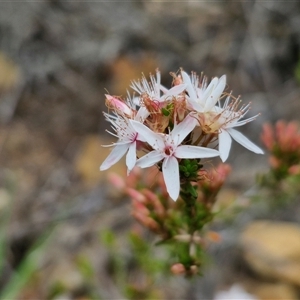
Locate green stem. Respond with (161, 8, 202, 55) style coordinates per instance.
(180, 181, 197, 233)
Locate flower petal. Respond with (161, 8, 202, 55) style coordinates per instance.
(202, 77, 218, 106)
(170, 114, 198, 146)
(162, 156, 180, 201)
(135, 106, 150, 123)
(126, 141, 137, 171)
(187, 100, 204, 112)
(204, 75, 226, 111)
(160, 84, 169, 94)
(163, 84, 187, 99)
(181, 71, 197, 100)
(100, 143, 129, 171)
(228, 128, 264, 154)
(219, 130, 232, 162)
(105, 94, 132, 116)
(136, 151, 164, 168)
(175, 145, 219, 159)
(130, 120, 165, 150)
(226, 114, 259, 128)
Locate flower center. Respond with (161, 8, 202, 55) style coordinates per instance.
(198, 112, 221, 134)
(164, 146, 173, 156)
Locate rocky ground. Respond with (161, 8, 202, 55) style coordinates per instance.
(1, 1, 300, 299)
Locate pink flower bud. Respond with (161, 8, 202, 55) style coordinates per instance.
(127, 187, 147, 203)
(127, 167, 141, 188)
(157, 175, 169, 200)
(132, 211, 160, 232)
(170, 263, 186, 275)
(261, 123, 274, 150)
(199, 163, 231, 192)
(288, 164, 300, 175)
(142, 189, 165, 218)
(132, 204, 149, 218)
(105, 94, 132, 116)
(269, 156, 281, 169)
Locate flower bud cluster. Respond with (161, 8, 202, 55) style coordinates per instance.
(197, 163, 232, 209)
(108, 162, 230, 275)
(101, 69, 263, 201)
(261, 121, 300, 178)
(109, 167, 175, 239)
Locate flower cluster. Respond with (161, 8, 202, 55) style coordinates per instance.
(261, 120, 300, 178)
(101, 69, 263, 201)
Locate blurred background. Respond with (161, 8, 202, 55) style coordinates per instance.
(1, 1, 300, 299)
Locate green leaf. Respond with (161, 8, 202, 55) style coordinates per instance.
(0, 230, 53, 300)
(179, 165, 188, 173)
(161, 108, 170, 116)
(187, 184, 198, 199)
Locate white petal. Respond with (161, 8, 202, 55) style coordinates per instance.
(163, 84, 187, 99)
(187, 99, 204, 112)
(130, 120, 165, 150)
(135, 106, 149, 123)
(181, 71, 197, 100)
(228, 128, 264, 154)
(156, 69, 161, 86)
(132, 96, 140, 106)
(202, 77, 218, 106)
(100, 143, 129, 171)
(170, 114, 198, 146)
(126, 141, 137, 171)
(160, 84, 169, 94)
(162, 156, 180, 201)
(204, 75, 226, 111)
(219, 130, 232, 162)
(136, 151, 164, 168)
(175, 145, 219, 159)
(226, 114, 259, 128)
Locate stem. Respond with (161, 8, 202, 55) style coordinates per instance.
(202, 133, 217, 147)
(180, 181, 197, 234)
(194, 131, 205, 145)
(194, 132, 217, 148)
(177, 159, 208, 274)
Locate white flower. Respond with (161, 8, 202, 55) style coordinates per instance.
(216, 95, 264, 162)
(131, 69, 187, 103)
(130, 114, 220, 201)
(100, 107, 147, 172)
(181, 70, 226, 113)
(181, 70, 263, 162)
